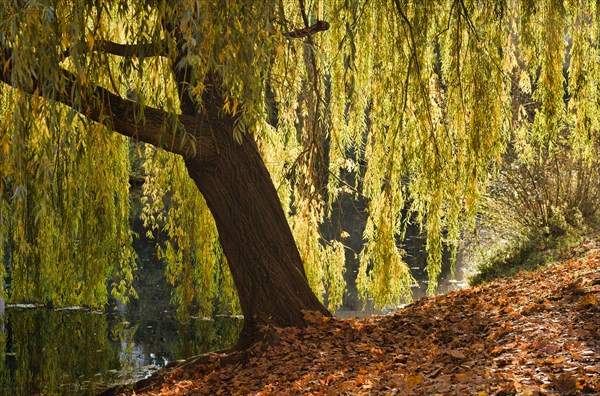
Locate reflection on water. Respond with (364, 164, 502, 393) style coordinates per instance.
(0, 307, 242, 395)
(0, 213, 468, 395)
(0, 268, 465, 395)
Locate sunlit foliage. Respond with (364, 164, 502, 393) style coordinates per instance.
(141, 147, 239, 318)
(1, 0, 599, 313)
(0, 90, 136, 307)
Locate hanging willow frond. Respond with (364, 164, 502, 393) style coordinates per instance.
(0, 0, 597, 312)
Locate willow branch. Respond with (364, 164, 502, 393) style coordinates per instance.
(0, 46, 219, 162)
(298, 0, 311, 27)
(93, 39, 168, 57)
(283, 20, 330, 39)
(62, 39, 168, 59)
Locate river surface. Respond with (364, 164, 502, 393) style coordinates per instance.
(0, 217, 466, 395)
(0, 305, 242, 395)
(0, 275, 465, 395)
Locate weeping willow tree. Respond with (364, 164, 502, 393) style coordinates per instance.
(1, 0, 599, 346)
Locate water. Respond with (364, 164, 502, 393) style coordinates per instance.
(0, 277, 468, 396)
(0, 306, 242, 395)
(0, 267, 466, 396)
(0, 203, 468, 395)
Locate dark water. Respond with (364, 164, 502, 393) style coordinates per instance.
(0, 306, 242, 395)
(0, 274, 467, 396)
(0, 206, 467, 395)
(0, 271, 466, 396)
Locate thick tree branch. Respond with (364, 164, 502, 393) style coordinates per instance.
(62, 39, 168, 59)
(0, 46, 220, 162)
(92, 39, 168, 57)
(64, 21, 330, 60)
(283, 20, 330, 39)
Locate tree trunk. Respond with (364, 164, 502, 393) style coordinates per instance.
(182, 116, 331, 348)
(0, 46, 331, 349)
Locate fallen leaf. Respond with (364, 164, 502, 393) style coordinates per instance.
(545, 356, 566, 365)
(446, 349, 467, 359)
(577, 293, 597, 309)
(553, 373, 578, 395)
(406, 373, 424, 388)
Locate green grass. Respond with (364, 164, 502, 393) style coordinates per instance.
(467, 233, 593, 286)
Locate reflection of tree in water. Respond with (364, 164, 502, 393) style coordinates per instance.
(176, 317, 243, 359)
(2, 308, 119, 395)
(111, 319, 140, 377)
(0, 307, 242, 395)
(0, 308, 6, 389)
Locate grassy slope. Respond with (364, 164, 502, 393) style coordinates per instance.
(469, 234, 600, 287)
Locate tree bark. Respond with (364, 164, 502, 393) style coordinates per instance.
(181, 111, 331, 347)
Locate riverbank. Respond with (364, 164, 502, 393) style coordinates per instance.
(111, 237, 599, 395)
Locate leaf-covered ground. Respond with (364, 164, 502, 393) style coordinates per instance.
(121, 239, 599, 395)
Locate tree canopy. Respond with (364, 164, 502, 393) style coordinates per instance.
(0, 0, 598, 319)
